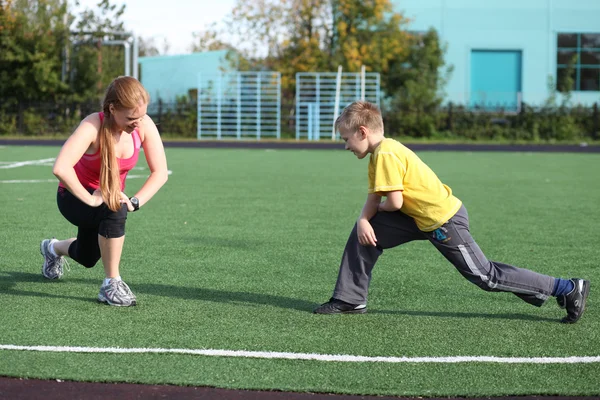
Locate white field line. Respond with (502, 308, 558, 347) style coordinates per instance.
(1, 344, 599, 364)
(0, 173, 170, 183)
(0, 179, 58, 184)
(0, 157, 171, 183)
(0, 158, 56, 169)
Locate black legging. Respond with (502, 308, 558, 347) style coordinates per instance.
(56, 186, 128, 268)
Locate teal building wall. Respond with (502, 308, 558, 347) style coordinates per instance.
(138, 50, 234, 103)
(393, 0, 600, 106)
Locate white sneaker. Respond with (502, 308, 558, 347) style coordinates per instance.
(40, 239, 67, 279)
(98, 279, 137, 307)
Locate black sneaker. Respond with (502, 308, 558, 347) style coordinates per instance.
(561, 278, 590, 324)
(313, 298, 367, 314)
(556, 295, 566, 309)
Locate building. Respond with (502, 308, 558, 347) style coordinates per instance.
(394, 0, 600, 108)
(138, 50, 235, 103)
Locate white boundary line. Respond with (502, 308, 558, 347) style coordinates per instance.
(1, 345, 599, 364)
(0, 158, 56, 169)
(0, 162, 172, 183)
(0, 179, 58, 184)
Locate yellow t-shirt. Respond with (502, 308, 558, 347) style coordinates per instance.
(368, 138, 462, 232)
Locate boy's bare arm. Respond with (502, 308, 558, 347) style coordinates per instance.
(378, 190, 403, 212)
(359, 193, 382, 221)
(356, 193, 382, 246)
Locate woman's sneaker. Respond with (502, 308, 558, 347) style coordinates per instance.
(40, 239, 66, 280)
(98, 279, 137, 307)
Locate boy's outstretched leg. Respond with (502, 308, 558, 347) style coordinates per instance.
(427, 205, 590, 323)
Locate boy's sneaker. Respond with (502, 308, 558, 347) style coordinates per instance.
(556, 295, 566, 309)
(561, 278, 590, 324)
(98, 279, 137, 307)
(313, 297, 367, 314)
(40, 239, 66, 280)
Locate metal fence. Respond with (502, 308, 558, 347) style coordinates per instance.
(1, 95, 597, 142)
(295, 71, 381, 140)
(197, 72, 281, 139)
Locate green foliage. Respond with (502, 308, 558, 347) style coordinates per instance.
(151, 94, 198, 138)
(190, 22, 234, 53)
(0, 0, 70, 105)
(69, 0, 128, 101)
(0, 0, 132, 107)
(0, 101, 97, 136)
(556, 53, 577, 95)
(383, 29, 451, 138)
(0, 111, 17, 134)
(410, 101, 595, 143)
(0, 0, 145, 135)
(332, 0, 410, 84)
(227, 0, 411, 104)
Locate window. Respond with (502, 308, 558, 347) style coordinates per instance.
(557, 33, 600, 91)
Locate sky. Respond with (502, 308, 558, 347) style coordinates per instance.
(72, 0, 237, 55)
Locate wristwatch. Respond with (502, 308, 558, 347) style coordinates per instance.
(129, 196, 140, 212)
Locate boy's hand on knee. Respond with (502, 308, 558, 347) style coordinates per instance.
(357, 219, 377, 246)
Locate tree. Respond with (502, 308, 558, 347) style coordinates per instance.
(225, 0, 411, 102)
(0, 0, 70, 105)
(138, 36, 161, 57)
(69, 0, 129, 100)
(189, 22, 233, 52)
(556, 54, 577, 99)
(228, 0, 289, 60)
(384, 29, 453, 137)
(0, 0, 143, 134)
(332, 0, 411, 91)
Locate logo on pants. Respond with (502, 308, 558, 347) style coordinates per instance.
(432, 227, 451, 243)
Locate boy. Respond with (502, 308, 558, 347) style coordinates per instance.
(314, 101, 590, 323)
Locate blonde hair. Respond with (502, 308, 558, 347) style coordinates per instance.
(335, 101, 384, 135)
(100, 76, 150, 212)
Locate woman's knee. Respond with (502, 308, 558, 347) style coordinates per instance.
(69, 241, 100, 268)
(99, 205, 128, 238)
(98, 218, 126, 238)
(79, 256, 101, 268)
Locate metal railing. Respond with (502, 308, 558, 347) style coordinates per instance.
(197, 72, 281, 140)
(295, 71, 381, 140)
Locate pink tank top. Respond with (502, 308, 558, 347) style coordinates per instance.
(59, 112, 141, 191)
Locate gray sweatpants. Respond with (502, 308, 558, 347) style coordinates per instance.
(332, 205, 555, 307)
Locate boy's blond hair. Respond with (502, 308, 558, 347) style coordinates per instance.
(335, 101, 384, 135)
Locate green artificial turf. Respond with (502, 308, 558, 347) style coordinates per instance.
(0, 145, 598, 396)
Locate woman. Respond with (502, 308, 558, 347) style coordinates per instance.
(41, 76, 168, 307)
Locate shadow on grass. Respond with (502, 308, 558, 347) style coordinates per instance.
(370, 309, 558, 322)
(2, 271, 559, 322)
(0, 271, 315, 311)
(130, 282, 561, 322)
(0, 271, 98, 304)
(134, 282, 316, 312)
